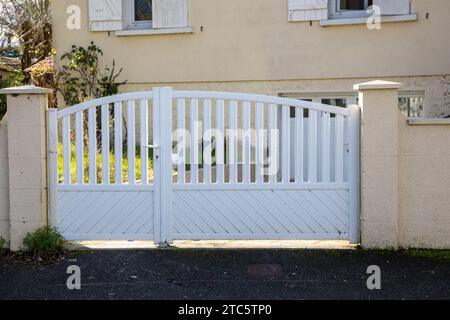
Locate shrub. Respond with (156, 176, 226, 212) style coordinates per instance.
(57, 42, 126, 107)
(23, 226, 65, 257)
(0, 236, 6, 255)
(0, 71, 25, 121)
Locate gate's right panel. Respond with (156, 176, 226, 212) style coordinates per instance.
(170, 92, 354, 241)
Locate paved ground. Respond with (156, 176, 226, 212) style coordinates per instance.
(1, 248, 449, 300)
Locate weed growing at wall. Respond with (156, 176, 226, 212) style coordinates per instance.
(23, 226, 65, 258)
(0, 236, 6, 255)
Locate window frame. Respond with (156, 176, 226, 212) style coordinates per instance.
(330, 0, 373, 19)
(125, 0, 153, 30)
(398, 91, 425, 118)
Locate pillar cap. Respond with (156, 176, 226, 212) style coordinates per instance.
(353, 80, 402, 91)
(0, 85, 53, 95)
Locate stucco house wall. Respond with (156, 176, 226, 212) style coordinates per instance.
(51, 0, 450, 117)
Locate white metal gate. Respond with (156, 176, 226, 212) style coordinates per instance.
(48, 88, 360, 244)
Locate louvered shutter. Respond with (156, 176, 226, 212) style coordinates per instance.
(373, 0, 411, 15)
(152, 0, 189, 29)
(88, 0, 123, 32)
(288, 0, 328, 22)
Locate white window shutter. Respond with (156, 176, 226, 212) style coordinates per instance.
(152, 0, 189, 29)
(88, 0, 123, 32)
(373, 0, 411, 15)
(288, 0, 328, 22)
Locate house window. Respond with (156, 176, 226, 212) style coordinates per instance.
(338, 0, 373, 11)
(134, 0, 152, 22)
(332, 0, 374, 18)
(285, 95, 354, 118)
(399, 94, 424, 118)
(127, 0, 153, 29)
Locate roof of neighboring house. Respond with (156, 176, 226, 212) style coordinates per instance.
(24, 56, 55, 74)
(0, 56, 20, 73)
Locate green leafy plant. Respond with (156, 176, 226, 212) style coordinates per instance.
(23, 226, 65, 258)
(56, 43, 127, 153)
(56, 42, 126, 106)
(0, 236, 7, 255)
(0, 71, 25, 120)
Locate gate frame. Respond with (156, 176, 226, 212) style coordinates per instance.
(47, 87, 361, 245)
(348, 104, 361, 244)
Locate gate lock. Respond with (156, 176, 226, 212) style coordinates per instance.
(144, 144, 160, 160)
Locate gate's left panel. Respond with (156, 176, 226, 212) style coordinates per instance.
(49, 93, 156, 241)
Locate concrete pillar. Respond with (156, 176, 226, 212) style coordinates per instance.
(354, 80, 402, 249)
(0, 86, 52, 251)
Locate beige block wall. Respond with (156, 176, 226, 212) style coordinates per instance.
(358, 81, 450, 249)
(0, 116, 9, 243)
(359, 85, 400, 248)
(398, 121, 450, 248)
(6, 93, 48, 250)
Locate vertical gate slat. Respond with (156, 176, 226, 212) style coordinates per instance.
(255, 103, 264, 184)
(308, 110, 318, 182)
(101, 104, 110, 185)
(75, 112, 84, 184)
(349, 105, 361, 244)
(229, 100, 238, 184)
(203, 99, 212, 184)
(282, 105, 290, 183)
(295, 107, 304, 183)
(335, 114, 344, 183)
(140, 99, 148, 185)
(88, 107, 97, 184)
(242, 101, 251, 184)
(114, 102, 123, 184)
(322, 112, 331, 183)
(48, 109, 58, 226)
(216, 100, 225, 184)
(127, 101, 136, 184)
(268, 104, 278, 183)
(190, 98, 199, 184)
(177, 99, 186, 184)
(62, 116, 71, 185)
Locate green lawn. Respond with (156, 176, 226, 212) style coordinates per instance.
(58, 143, 153, 184)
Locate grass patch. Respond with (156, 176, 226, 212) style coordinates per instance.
(58, 143, 153, 184)
(401, 249, 450, 262)
(323, 248, 450, 262)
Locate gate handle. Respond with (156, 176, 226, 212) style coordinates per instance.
(144, 144, 160, 149)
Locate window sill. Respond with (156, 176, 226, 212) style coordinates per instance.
(320, 14, 417, 27)
(407, 118, 450, 126)
(115, 27, 193, 37)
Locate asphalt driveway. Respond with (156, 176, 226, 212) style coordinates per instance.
(1, 249, 449, 300)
